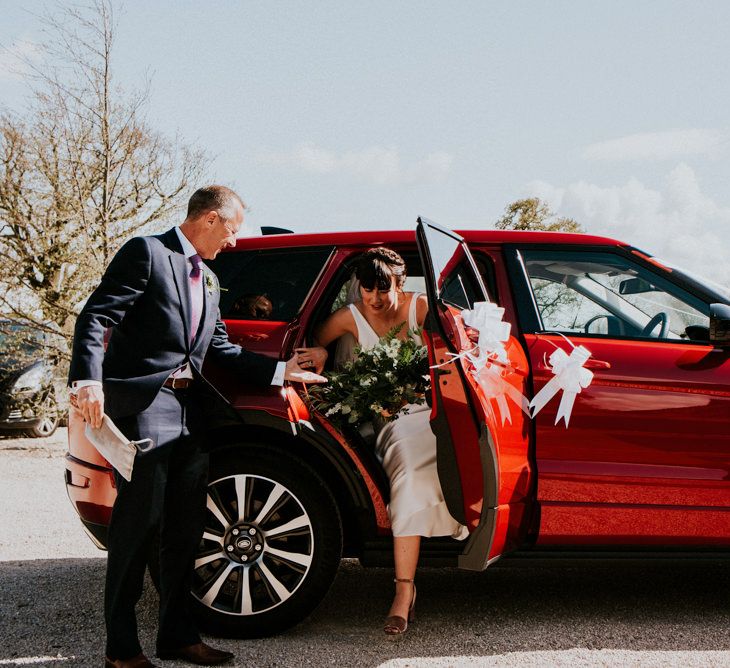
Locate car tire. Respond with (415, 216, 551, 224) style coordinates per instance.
(187, 444, 342, 638)
(25, 389, 60, 438)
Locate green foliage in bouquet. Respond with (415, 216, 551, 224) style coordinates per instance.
(308, 325, 430, 431)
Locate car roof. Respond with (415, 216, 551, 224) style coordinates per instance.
(229, 228, 625, 252)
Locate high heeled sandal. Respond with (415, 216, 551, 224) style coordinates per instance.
(383, 577, 417, 635)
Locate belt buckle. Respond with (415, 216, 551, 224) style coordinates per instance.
(168, 377, 186, 389)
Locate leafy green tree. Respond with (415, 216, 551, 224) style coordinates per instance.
(496, 197, 584, 233)
(496, 198, 584, 321)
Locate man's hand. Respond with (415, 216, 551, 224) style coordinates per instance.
(284, 355, 327, 384)
(75, 385, 105, 429)
(294, 346, 328, 374)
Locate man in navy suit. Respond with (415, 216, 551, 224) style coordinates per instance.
(70, 186, 322, 667)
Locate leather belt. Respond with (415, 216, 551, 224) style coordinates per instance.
(163, 377, 193, 389)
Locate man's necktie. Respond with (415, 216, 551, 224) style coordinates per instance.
(189, 254, 203, 342)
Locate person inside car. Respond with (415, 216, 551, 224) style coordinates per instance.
(297, 247, 467, 635)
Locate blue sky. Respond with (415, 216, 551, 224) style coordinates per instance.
(2, 1, 730, 282)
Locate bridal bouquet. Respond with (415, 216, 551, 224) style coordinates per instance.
(307, 325, 430, 430)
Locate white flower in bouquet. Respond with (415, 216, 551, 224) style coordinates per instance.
(307, 324, 430, 431)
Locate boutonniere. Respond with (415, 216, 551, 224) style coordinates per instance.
(204, 271, 217, 296)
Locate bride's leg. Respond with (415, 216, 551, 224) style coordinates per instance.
(388, 535, 420, 619)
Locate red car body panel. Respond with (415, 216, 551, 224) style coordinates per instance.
(525, 333, 730, 547)
(65, 226, 730, 558)
(425, 319, 487, 531)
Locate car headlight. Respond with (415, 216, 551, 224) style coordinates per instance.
(12, 365, 48, 393)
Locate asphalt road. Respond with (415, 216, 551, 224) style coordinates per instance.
(1, 431, 729, 667)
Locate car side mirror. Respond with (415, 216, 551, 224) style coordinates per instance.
(619, 277, 658, 295)
(709, 303, 730, 346)
(684, 325, 710, 342)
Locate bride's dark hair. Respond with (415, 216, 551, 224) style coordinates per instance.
(356, 247, 407, 291)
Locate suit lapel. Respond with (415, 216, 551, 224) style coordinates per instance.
(161, 228, 192, 349)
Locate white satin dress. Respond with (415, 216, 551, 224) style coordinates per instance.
(348, 294, 468, 540)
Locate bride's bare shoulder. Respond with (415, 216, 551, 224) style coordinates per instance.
(315, 305, 357, 345)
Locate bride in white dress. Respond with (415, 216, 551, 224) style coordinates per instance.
(296, 247, 467, 635)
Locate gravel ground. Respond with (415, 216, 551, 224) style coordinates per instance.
(1, 431, 729, 667)
(0, 429, 98, 562)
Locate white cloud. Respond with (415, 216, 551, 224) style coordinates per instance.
(582, 129, 729, 162)
(258, 142, 453, 185)
(0, 38, 42, 81)
(526, 163, 730, 287)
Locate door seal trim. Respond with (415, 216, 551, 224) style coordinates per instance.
(458, 424, 499, 571)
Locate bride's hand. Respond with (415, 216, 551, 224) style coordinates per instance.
(294, 346, 328, 374)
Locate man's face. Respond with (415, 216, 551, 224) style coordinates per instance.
(198, 204, 244, 260)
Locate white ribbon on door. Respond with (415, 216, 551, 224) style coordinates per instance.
(528, 344, 593, 427)
(432, 303, 593, 428)
(473, 362, 531, 425)
(432, 301, 529, 425)
(461, 301, 512, 366)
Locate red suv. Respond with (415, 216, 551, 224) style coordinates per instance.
(65, 219, 730, 637)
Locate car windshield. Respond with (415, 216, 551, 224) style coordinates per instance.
(653, 257, 730, 304)
(522, 250, 710, 340)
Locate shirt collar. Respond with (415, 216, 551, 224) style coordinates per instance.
(174, 226, 198, 259)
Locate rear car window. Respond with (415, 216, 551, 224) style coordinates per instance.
(207, 247, 333, 321)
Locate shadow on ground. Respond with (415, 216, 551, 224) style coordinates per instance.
(1, 558, 728, 666)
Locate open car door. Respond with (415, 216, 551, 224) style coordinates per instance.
(417, 217, 532, 570)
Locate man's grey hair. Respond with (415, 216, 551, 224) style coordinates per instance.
(186, 185, 246, 222)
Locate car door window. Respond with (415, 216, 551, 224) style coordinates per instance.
(206, 247, 333, 321)
(421, 224, 486, 310)
(520, 250, 709, 341)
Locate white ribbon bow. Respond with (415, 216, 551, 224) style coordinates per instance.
(461, 302, 511, 366)
(529, 345, 593, 427)
(432, 302, 529, 425)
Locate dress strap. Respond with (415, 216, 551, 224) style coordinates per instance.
(348, 303, 379, 349)
(408, 292, 422, 330)
(407, 293, 424, 345)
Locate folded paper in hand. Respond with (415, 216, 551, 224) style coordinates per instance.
(84, 415, 155, 482)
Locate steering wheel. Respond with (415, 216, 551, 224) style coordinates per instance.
(641, 312, 669, 338)
(583, 314, 608, 333)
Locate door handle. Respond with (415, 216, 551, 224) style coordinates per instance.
(585, 359, 611, 369)
(535, 358, 611, 372)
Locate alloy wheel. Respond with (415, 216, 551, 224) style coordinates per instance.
(28, 392, 59, 438)
(192, 473, 315, 617)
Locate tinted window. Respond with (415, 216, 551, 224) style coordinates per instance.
(440, 260, 483, 310)
(207, 247, 333, 321)
(419, 222, 486, 310)
(521, 250, 709, 341)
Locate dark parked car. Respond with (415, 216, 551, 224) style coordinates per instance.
(0, 322, 61, 438)
(65, 219, 730, 638)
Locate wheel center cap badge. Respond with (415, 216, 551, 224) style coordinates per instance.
(236, 537, 252, 550)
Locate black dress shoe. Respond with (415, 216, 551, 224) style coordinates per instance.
(157, 642, 234, 665)
(104, 653, 159, 668)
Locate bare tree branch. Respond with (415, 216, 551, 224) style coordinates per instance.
(0, 0, 209, 360)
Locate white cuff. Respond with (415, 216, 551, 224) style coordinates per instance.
(70, 380, 102, 394)
(270, 361, 286, 386)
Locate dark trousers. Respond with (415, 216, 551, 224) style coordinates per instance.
(104, 387, 208, 660)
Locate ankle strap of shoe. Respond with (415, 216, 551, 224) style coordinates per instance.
(393, 577, 414, 583)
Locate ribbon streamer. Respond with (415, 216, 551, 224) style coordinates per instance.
(528, 344, 593, 427)
(474, 363, 530, 425)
